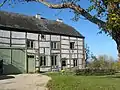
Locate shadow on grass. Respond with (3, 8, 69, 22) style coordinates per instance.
(0, 75, 15, 80)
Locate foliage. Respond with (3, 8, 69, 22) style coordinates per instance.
(0, 1, 120, 37)
(88, 55, 114, 69)
(47, 73, 120, 90)
(1, 0, 119, 34)
(60, 0, 120, 34)
(87, 0, 120, 33)
(84, 44, 90, 63)
(75, 68, 116, 76)
(0, 0, 120, 59)
(87, 54, 120, 72)
(60, 69, 65, 75)
(112, 61, 120, 71)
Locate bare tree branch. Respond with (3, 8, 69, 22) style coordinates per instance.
(34, 0, 106, 30)
(0, 0, 8, 7)
(0, 0, 107, 30)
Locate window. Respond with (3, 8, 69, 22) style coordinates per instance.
(51, 42, 56, 49)
(27, 39, 33, 48)
(62, 60, 66, 66)
(73, 59, 78, 67)
(51, 42, 60, 49)
(61, 58, 67, 66)
(70, 42, 75, 49)
(40, 56, 46, 66)
(51, 55, 57, 66)
(41, 34, 45, 39)
(27, 55, 34, 58)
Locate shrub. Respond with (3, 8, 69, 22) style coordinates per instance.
(75, 69, 116, 76)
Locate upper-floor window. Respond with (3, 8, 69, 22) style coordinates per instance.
(41, 34, 45, 39)
(27, 39, 33, 48)
(40, 56, 46, 66)
(70, 42, 75, 49)
(51, 42, 60, 49)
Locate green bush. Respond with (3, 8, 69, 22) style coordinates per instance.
(75, 69, 116, 76)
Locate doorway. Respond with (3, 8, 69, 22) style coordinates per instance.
(27, 55, 35, 73)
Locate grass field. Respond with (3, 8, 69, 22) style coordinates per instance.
(47, 73, 120, 90)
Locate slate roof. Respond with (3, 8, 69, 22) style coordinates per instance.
(0, 11, 84, 38)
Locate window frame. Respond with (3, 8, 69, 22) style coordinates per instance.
(41, 34, 45, 40)
(70, 42, 75, 49)
(40, 56, 46, 66)
(51, 42, 60, 49)
(62, 60, 66, 66)
(73, 59, 78, 67)
(51, 55, 57, 66)
(27, 55, 34, 58)
(27, 39, 34, 48)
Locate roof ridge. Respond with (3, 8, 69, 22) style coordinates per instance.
(0, 10, 84, 38)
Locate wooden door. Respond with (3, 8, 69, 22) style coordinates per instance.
(28, 55, 35, 73)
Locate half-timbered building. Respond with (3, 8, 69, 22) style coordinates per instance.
(0, 11, 85, 74)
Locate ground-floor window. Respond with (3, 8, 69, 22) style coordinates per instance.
(40, 56, 46, 66)
(62, 60, 66, 66)
(27, 55, 34, 58)
(51, 55, 57, 66)
(73, 59, 78, 67)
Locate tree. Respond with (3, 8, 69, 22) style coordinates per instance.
(0, 0, 120, 60)
(88, 54, 115, 69)
(84, 44, 95, 67)
(84, 44, 90, 67)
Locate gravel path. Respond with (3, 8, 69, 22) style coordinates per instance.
(0, 74, 51, 90)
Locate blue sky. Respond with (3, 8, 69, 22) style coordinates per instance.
(0, 0, 117, 60)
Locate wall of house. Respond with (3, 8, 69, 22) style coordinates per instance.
(0, 29, 84, 74)
(26, 33, 84, 71)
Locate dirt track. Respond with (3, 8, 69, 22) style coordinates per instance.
(0, 74, 51, 90)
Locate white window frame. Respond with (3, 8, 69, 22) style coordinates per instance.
(51, 42, 60, 49)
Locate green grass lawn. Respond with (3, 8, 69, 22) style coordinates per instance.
(47, 73, 120, 90)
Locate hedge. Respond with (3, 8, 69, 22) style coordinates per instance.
(75, 69, 116, 76)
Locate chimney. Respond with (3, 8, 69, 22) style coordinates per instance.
(35, 14, 41, 19)
(56, 18, 63, 23)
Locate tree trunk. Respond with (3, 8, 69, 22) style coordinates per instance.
(117, 45, 120, 62)
(115, 37, 120, 62)
(112, 31, 120, 62)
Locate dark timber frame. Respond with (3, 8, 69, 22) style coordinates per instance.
(0, 11, 85, 73)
